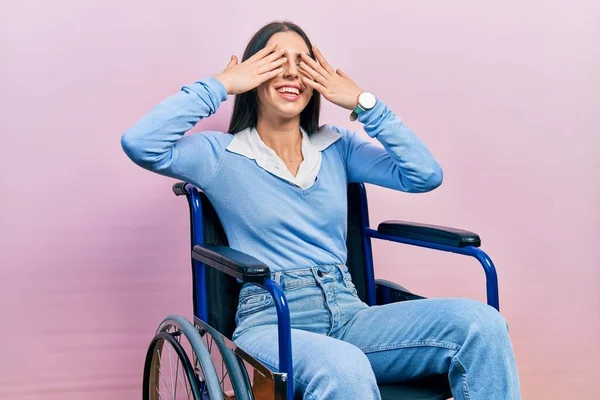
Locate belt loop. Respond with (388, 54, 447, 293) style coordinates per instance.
(273, 271, 282, 285)
(335, 264, 352, 288)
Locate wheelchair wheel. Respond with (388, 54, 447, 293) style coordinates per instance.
(194, 318, 254, 400)
(144, 315, 224, 399)
(143, 331, 203, 399)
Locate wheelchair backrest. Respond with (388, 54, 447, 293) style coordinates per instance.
(189, 182, 372, 339)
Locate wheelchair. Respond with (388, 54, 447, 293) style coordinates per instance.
(142, 182, 500, 400)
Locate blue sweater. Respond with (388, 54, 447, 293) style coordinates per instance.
(121, 77, 443, 271)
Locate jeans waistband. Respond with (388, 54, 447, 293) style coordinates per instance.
(270, 264, 347, 287)
(239, 264, 349, 295)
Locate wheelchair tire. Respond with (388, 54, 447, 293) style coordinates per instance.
(155, 315, 224, 400)
(143, 331, 202, 400)
(195, 319, 254, 400)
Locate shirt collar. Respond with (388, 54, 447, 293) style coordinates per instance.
(226, 125, 341, 189)
(226, 125, 341, 159)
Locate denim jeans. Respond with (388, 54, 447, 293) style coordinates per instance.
(232, 264, 521, 399)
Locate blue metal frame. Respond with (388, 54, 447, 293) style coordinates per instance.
(355, 183, 500, 311)
(184, 184, 294, 399)
(185, 184, 209, 322)
(262, 279, 294, 399)
(356, 183, 378, 306)
(365, 229, 500, 310)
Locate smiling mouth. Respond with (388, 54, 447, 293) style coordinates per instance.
(276, 86, 302, 101)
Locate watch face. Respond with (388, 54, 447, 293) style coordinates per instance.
(359, 92, 377, 109)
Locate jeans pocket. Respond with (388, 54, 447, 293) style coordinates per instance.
(237, 293, 272, 317)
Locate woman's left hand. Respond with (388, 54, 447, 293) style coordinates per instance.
(299, 46, 364, 110)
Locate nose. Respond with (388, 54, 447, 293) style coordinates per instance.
(282, 51, 299, 78)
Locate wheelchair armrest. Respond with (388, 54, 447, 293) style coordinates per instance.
(377, 220, 481, 248)
(191, 244, 271, 283)
(375, 279, 425, 304)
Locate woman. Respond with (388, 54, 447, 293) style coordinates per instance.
(122, 21, 520, 400)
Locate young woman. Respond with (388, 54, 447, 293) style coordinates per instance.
(122, 21, 520, 400)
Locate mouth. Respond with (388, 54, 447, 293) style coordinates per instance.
(275, 84, 304, 102)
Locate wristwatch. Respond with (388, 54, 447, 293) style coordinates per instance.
(350, 91, 377, 121)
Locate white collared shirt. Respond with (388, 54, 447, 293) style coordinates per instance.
(226, 126, 342, 190)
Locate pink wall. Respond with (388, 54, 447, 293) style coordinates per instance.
(1, 0, 598, 398)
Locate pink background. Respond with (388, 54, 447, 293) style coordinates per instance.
(1, 0, 598, 398)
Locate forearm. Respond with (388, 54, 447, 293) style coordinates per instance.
(121, 77, 227, 170)
(357, 101, 443, 192)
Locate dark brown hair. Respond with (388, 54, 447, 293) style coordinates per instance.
(228, 21, 321, 134)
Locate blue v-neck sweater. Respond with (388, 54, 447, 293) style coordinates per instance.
(121, 77, 443, 271)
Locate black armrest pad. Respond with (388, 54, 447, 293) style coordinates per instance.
(377, 220, 481, 248)
(192, 244, 271, 283)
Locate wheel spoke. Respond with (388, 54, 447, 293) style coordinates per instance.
(157, 347, 175, 399)
(147, 331, 211, 400)
(166, 344, 176, 398)
(221, 359, 227, 389)
(174, 352, 180, 399)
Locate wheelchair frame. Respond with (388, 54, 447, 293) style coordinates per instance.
(168, 181, 500, 400)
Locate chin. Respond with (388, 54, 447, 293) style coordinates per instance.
(275, 103, 308, 119)
(262, 102, 305, 121)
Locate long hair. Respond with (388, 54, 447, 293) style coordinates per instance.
(228, 21, 321, 134)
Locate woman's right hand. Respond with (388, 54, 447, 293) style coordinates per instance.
(214, 43, 287, 95)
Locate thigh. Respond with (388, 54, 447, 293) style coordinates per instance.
(337, 298, 505, 383)
(234, 325, 379, 399)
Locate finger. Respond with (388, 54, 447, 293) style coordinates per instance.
(336, 68, 356, 85)
(301, 76, 327, 94)
(300, 52, 329, 78)
(258, 48, 286, 65)
(224, 55, 238, 71)
(312, 46, 335, 74)
(259, 67, 285, 82)
(336, 68, 348, 78)
(299, 68, 313, 80)
(299, 60, 327, 84)
(257, 56, 287, 74)
(247, 43, 278, 63)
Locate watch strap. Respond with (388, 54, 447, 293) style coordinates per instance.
(350, 104, 365, 121)
(350, 91, 376, 121)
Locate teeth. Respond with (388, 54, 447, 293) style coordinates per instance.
(277, 87, 300, 95)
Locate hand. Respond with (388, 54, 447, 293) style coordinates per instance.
(214, 43, 287, 95)
(299, 46, 364, 110)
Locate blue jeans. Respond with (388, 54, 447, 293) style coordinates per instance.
(232, 264, 521, 399)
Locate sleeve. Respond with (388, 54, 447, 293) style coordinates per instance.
(121, 76, 230, 190)
(331, 100, 443, 193)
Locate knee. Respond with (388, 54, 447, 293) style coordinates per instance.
(305, 343, 379, 398)
(453, 299, 510, 344)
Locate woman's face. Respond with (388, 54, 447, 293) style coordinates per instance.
(256, 31, 314, 121)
